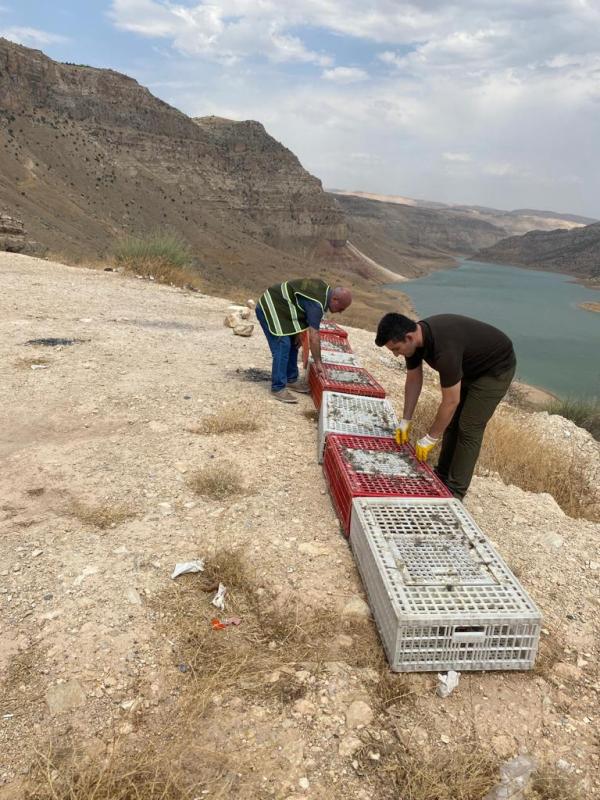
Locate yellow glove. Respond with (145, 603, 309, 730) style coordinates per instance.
(415, 434, 440, 462)
(395, 419, 412, 445)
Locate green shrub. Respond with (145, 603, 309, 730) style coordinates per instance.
(545, 396, 600, 441)
(115, 231, 191, 270)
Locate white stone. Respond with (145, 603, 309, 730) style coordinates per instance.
(126, 588, 142, 605)
(298, 542, 327, 557)
(298, 777, 310, 791)
(539, 532, 564, 550)
(338, 735, 362, 758)
(233, 323, 254, 337)
(345, 700, 374, 729)
(46, 680, 86, 714)
(342, 597, 371, 618)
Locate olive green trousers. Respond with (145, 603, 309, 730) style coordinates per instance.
(434, 366, 515, 500)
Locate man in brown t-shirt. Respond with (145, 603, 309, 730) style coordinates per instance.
(375, 313, 516, 500)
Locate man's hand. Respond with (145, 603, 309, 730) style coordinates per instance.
(395, 419, 412, 445)
(313, 359, 326, 378)
(415, 434, 440, 462)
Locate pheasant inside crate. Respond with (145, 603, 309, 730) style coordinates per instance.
(327, 404, 395, 432)
(321, 338, 349, 352)
(325, 368, 366, 384)
(342, 447, 417, 476)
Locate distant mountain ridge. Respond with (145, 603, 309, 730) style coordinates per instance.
(473, 222, 600, 280)
(331, 190, 596, 236)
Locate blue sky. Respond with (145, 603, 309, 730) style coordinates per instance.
(2, 0, 600, 217)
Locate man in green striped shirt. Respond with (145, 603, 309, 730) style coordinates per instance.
(256, 278, 352, 403)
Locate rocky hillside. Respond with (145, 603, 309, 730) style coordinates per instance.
(473, 222, 600, 280)
(0, 38, 363, 301)
(334, 194, 505, 278)
(334, 190, 595, 237)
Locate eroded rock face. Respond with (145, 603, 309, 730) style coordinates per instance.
(0, 38, 346, 263)
(0, 213, 25, 252)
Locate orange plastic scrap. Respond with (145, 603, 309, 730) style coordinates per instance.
(211, 617, 241, 631)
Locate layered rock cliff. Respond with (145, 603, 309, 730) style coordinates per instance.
(0, 212, 25, 252)
(473, 222, 600, 280)
(0, 38, 345, 286)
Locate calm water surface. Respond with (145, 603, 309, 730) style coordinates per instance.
(389, 259, 600, 398)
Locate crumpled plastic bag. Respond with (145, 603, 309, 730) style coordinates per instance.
(436, 670, 460, 698)
(211, 582, 227, 610)
(171, 560, 205, 579)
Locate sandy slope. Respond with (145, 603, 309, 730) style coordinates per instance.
(0, 253, 599, 798)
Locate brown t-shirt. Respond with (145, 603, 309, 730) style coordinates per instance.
(405, 314, 516, 388)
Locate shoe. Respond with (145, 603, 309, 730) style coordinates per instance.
(287, 380, 310, 394)
(272, 389, 298, 404)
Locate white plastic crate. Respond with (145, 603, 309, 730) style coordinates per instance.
(350, 498, 541, 672)
(317, 392, 399, 463)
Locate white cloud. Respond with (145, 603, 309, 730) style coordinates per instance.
(443, 152, 471, 163)
(322, 66, 367, 83)
(0, 26, 68, 46)
(113, 0, 600, 215)
(110, 0, 331, 65)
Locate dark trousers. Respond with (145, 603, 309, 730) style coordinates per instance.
(255, 305, 299, 392)
(435, 366, 515, 500)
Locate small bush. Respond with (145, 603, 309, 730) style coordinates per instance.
(188, 463, 245, 500)
(68, 499, 136, 529)
(188, 406, 260, 435)
(114, 232, 200, 289)
(545, 396, 600, 441)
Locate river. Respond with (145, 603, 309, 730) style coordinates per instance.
(388, 259, 600, 398)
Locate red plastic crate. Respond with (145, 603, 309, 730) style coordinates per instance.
(322, 434, 452, 535)
(319, 319, 348, 339)
(309, 362, 385, 409)
(319, 332, 353, 352)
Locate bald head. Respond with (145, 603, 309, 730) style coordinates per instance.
(329, 286, 352, 314)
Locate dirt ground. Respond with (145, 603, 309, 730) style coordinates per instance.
(0, 253, 599, 799)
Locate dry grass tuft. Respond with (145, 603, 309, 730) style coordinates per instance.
(526, 767, 584, 799)
(187, 463, 245, 500)
(155, 551, 417, 727)
(188, 406, 261, 435)
(24, 742, 206, 800)
(478, 414, 599, 520)
(67, 499, 137, 529)
(383, 740, 500, 800)
(410, 392, 599, 521)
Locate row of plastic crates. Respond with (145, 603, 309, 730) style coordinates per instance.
(313, 329, 541, 672)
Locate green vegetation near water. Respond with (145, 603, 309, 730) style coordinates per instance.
(546, 396, 600, 441)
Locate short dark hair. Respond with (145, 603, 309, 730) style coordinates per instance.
(375, 313, 417, 347)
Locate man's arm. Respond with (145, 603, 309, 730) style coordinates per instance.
(429, 381, 461, 438)
(308, 327, 325, 375)
(403, 365, 423, 419)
